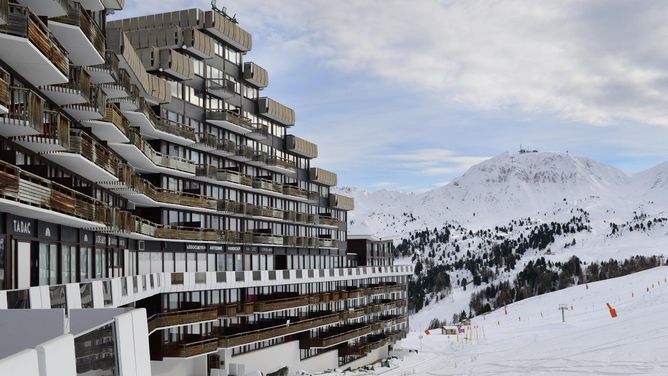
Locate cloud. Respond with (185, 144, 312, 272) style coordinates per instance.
(228, 0, 668, 128)
(384, 148, 490, 176)
(372, 181, 396, 188)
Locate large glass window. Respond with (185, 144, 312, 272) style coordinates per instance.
(80, 247, 92, 281)
(38, 243, 57, 285)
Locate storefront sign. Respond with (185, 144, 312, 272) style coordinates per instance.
(8, 215, 35, 237)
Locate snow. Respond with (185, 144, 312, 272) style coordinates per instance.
(339, 151, 668, 237)
(319, 266, 668, 375)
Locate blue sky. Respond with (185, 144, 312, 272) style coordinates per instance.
(114, 1, 668, 192)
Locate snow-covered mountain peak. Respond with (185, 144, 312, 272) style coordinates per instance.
(344, 151, 667, 236)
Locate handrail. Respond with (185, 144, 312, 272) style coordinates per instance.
(0, 4, 69, 76)
(52, 1, 105, 57)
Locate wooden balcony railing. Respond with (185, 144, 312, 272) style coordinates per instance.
(127, 175, 216, 210)
(303, 323, 372, 349)
(53, 1, 105, 58)
(0, 4, 69, 76)
(319, 216, 340, 227)
(206, 109, 253, 130)
(41, 110, 70, 148)
(127, 129, 196, 174)
(252, 178, 282, 193)
(268, 155, 297, 172)
(318, 238, 339, 248)
(161, 335, 218, 358)
(147, 307, 218, 333)
(283, 185, 309, 199)
(103, 104, 129, 137)
(2, 87, 44, 132)
(69, 129, 120, 177)
(46, 66, 91, 102)
(0, 68, 8, 109)
(206, 77, 236, 96)
(0, 160, 109, 225)
(251, 294, 309, 312)
(216, 312, 340, 349)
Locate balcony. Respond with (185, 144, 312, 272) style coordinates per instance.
(247, 124, 269, 141)
(117, 26, 215, 60)
(41, 66, 91, 106)
(147, 307, 218, 333)
(267, 155, 297, 174)
(0, 69, 7, 114)
(203, 10, 252, 52)
(286, 134, 318, 159)
(110, 129, 196, 176)
(101, 0, 124, 11)
(217, 199, 245, 215)
(139, 47, 194, 81)
(296, 237, 318, 248)
(42, 128, 120, 183)
(0, 86, 44, 137)
(243, 62, 268, 89)
(63, 86, 106, 121)
(12, 110, 70, 153)
(199, 168, 253, 187)
(83, 103, 130, 143)
(216, 312, 340, 349)
(0, 160, 111, 228)
(283, 185, 309, 200)
(258, 97, 295, 127)
(234, 144, 254, 161)
(329, 193, 355, 211)
(88, 52, 133, 100)
(252, 178, 283, 194)
(14, 0, 68, 18)
(253, 205, 283, 220)
(318, 215, 340, 227)
(123, 215, 221, 242)
(301, 322, 372, 349)
(161, 334, 218, 358)
(206, 109, 254, 135)
(251, 233, 285, 246)
(107, 30, 170, 104)
(50, 1, 105, 66)
(251, 292, 310, 312)
(0, 4, 68, 86)
(124, 99, 196, 145)
(318, 238, 339, 249)
(215, 139, 236, 156)
(310, 167, 338, 186)
(252, 150, 269, 165)
(118, 175, 217, 211)
(206, 77, 236, 99)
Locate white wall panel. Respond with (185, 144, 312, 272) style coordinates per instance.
(35, 334, 76, 376)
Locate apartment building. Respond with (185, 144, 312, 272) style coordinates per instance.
(0, 1, 411, 375)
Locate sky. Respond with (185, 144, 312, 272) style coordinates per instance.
(113, 0, 668, 192)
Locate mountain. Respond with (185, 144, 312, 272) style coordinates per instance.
(340, 151, 667, 237)
(338, 151, 668, 321)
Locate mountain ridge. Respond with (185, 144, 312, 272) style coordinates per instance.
(338, 151, 667, 237)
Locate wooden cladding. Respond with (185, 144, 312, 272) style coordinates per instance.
(243, 62, 268, 88)
(309, 167, 338, 186)
(1, 4, 69, 76)
(258, 97, 295, 126)
(138, 48, 194, 80)
(107, 30, 170, 103)
(3, 86, 44, 130)
(286, 135, 318, 159)
(120, 26, 214, 59)
(53, 1, 105, 57)
(204, 10, 252, 52)
(329, 193, 355, 211)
